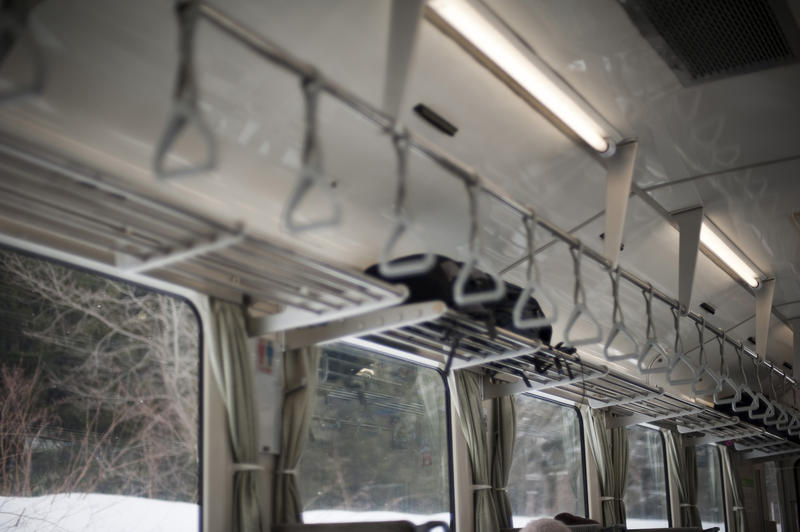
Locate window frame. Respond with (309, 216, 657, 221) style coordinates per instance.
(708, 444, 728, 532)
(301, 342, 456, 529)
(512, 392, 590, 519)
(625, 424, 672, 528)
(1, 242, 207, 528)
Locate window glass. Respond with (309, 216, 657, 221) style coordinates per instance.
(508, 394, 586, 527)
(625, 426, 669, 528)
(299, 344, 450, 525)
(0, 249, 201, 531)
(765, 461, 783, 532)
(696, 445, 726, 531)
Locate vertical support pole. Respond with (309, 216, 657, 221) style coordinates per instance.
(603, 141, 638, 267)
(671, 206, 704, 313)
(383, 0, 425, 118)
(755, 278, 776, 359)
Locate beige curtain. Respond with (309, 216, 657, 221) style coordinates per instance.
(721, 445, 746, 532)
(663, 430, 702, 527)
(455, 370, 499, 532)
(211, 300, 267, 532)
(273, 346, 321, 524)
(491, 393, 516, 529)
(583, 407, 628, 527)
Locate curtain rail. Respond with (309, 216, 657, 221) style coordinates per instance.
(196, 2, 793, 386)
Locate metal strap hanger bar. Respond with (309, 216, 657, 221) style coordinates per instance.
(607, 408, 703, 429)
(117, 228, 246, 273)
(742, 446, 800, 461)
(735, 439, 793, 452)
(588, 389, 663, 409)
(451, 346, 542, 370)
(281, 300, 449, 346)
(677, 416, 739, 434)
(192, 2, 793, 387)
(688, 429, 764, 446)
(483, 365, 610, 399)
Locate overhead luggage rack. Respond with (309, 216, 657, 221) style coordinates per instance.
(0, 139, 407, 328)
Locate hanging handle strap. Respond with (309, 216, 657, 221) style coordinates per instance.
(667, 306, 698, 385)
(563, 243, 603, 346)
(712, 332, 742, 406)
(603, 266, 639, 361)
(282, 75, 342, 233)
(512, 213, 557, 330)
(0, 0, 45, 104)
(453, 177, 505, 306)
(691, 318, 721, 397)
(731, 342, 757, 413)
(153, 0, 217, 178)
(637, 284, 668, 374)
(378, 126, 436, 277)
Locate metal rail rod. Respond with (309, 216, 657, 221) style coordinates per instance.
(196, 2, 793, 386)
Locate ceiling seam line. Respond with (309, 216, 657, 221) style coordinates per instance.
(641, 152, 800, 192)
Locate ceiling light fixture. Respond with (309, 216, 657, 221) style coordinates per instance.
(699, 221, 760, 288)
(426, 0, 613, 154)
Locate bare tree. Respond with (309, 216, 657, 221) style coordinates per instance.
(0, 250, 200, 501)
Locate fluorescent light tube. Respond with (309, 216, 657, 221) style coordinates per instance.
(427, 0, 611, 153)
(700, 222, 760, 288)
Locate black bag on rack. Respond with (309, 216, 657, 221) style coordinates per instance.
(365, 254, 552, 344)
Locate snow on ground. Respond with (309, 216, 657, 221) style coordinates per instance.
(0, 494, 198, 532)
(303, 510, 451, 526)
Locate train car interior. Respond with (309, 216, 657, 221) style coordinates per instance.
(1, 0, 800, 531)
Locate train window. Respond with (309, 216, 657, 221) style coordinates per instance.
(508, 394, 586, 527)
(0, 249, 201, 530)
(764, 461, 784, 531)
(625, 426, 669, 528)
(298, 344, 451, 525)
(696, 445, 726, 531)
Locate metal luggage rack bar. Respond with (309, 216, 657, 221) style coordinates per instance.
(0, 139, 406, 328)
(190, 1, 793, 388)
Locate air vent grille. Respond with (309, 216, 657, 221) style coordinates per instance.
(620, 0, 800, 84)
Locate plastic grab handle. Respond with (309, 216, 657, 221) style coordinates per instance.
(788, 413, 800, 436)
(712, 375, 742, 406)
(153, 100, 218, 179)
(453, 257, 506, 306)
(564, 303, 604, 347)
(378, 222, 436, 278)
(731, 386, 758, 414)
(692, 366, 721, 398)
(748, 392, 775, 421)
(281, 171, 343, 234)
(768, 404, 789, 429)
(604, 322, 640, 362)
(0, 18, 45, 104)
(637, 339, 670, 375)
(512, 283, 557, 331)
(667, 350, 699, 386)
